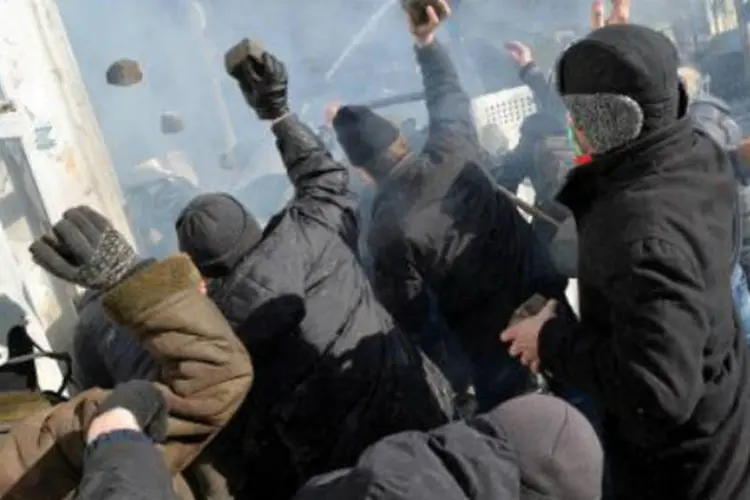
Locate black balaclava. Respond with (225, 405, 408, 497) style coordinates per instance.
(175, 193, 262, 278)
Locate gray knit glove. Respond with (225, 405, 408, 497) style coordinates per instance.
(29, 206, 138, 290)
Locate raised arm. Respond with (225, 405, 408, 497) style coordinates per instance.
(226, 40, 350, 220)
(418, 42, 474, 142)
(273, 114, 349, 206)
(410, 1, 476, 152)
(505, 41, 564, 113)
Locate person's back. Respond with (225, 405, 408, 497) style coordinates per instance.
(374, 149, 565, 345)
(181, 187, 451, 499)
(372, 143, 567, 409)
(327, 4, 569, 411)
(178, 44, 452, 498)
(213, 190, 397, 414)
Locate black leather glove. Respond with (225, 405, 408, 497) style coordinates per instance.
(226, 41, 289, 120)
(95, 380, 168, 442)
(29, 205, 138, 290)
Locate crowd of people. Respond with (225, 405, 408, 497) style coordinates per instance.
(1, 0, 750, 499)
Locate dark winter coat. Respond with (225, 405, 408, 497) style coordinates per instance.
(293, 413, 522, 500)
(539, 118, 750, 500)
(75, 431, 178, 500)
(293, 393, 604, 500)
(546, 94, 748, 281)
(368, 41, 569, 411)
(207, 115, 453, 499)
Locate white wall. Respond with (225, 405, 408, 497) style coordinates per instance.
(0, 0, 133, 391)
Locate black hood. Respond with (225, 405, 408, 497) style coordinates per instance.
(557, 24, 686, 133)
(293, 395, 603, 500)
(293, 418, 521, 500)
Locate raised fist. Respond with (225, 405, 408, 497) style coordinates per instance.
(225, 39, 289, 120)
(406, 0, 451, 46)
(29, 206, 138, 290)
(591, 0, 630, 30)
(323, 101, 341, 127)
(504, 41, 533, 67)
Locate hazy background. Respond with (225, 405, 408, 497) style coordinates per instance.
(57, 0, 686, 206)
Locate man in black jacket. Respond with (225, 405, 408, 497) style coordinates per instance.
(332, 1, 569, 411)
(174, 43, 453, 499)
(502, 24, 750, 500)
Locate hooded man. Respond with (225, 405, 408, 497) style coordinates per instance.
(502, 24, 750, 500)
(332, 0, 569, 411)
(173, 42, 453, 498)
(293, 394, 604, 500)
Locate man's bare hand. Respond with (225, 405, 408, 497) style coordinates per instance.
(408, 0, 451, 47)
(323, 101, 341, 127)
(591, 0, 630, 30)
(608, 0, 630, 25)
(500, 299, 558, 373)
(504, 41, 533, 67)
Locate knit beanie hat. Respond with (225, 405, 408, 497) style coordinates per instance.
(333, 105, 402, 179)
(175, 193, 262, 278)
(481, 394, 603, 500)
(556, 24, 687, 151)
